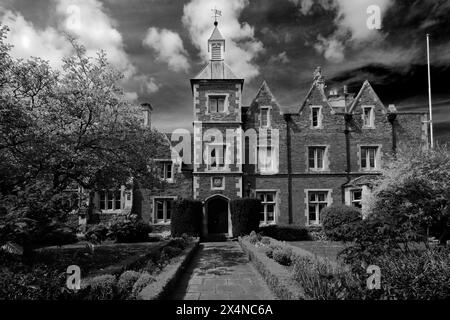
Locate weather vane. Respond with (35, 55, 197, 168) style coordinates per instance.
(211, 7, 222, 26)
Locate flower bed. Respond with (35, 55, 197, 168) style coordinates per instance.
(0, 235, 196, 300)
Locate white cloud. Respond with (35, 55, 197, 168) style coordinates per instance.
(182, 0, 264, 81)
(270, 51, 290, 64)
(0, 0, 160, 100)
(143, 27, 190, 72)
(292, 0, 394, 62)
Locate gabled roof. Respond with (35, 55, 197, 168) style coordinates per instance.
(298, 78, 334, 114)
(347, 80, 388, 113)
(209, 26, 225, 41)
(193, 61, 240, 80)
(248, 80, 283, 115)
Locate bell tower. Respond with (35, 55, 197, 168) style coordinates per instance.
(190, 15, 245, 237)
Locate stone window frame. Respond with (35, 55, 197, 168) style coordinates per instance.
(95, 186, 125, 214)
(362, 105, 375, 129)
(350, 188, 363, 209)
(154, 159, 175, 183)
(357, 144, 382, 172)
(304, 189, 333, 226)
(205, 142, 230, 172)
(256, 189, 279, 226)
(256, 143, 278, 175)
(310, 105, 323, 129)
(305, 145, 330, 172)
(211, 176, 225, 191)
(152, 196, 177, 224)
(259, 105, 272, 129)
(206, 92, 230, 115)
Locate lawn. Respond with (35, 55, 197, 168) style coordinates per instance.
(288, 241, 348, 262)
(23, 242, 162, 276)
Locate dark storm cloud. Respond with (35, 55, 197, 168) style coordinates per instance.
(1, 0, 448, 141)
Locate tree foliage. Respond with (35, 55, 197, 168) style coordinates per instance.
(0, 25, 167, 238)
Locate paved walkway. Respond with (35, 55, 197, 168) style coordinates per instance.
(172, 241, 275, 300)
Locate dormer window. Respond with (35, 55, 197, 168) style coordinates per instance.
(311, 106, 322, 128)
(362, 106, 375, 128)
(209, 95, 225, 113)
(260, 107, 270, 128)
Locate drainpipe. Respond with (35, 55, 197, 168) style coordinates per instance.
(342, 113, 352, 203)
(284, 114, 293, 224)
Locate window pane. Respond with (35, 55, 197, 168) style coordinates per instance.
(308, 205, 316, 221)
(361, 148, 367, 168)
(317, 148, 324, 169)
(99, 191, 106, 210)
(166, 200, 172, 220)
(352, 190, 362, 201)
(114, 191, 121, 210)
(166, 163, 172, 179)
(369, 148, 376, 167)
(261, 109, 268, 127)
(260, 209, 265, 222)
(309, 193, 316, 202)
(218, 98, 225, 112)
(266, 193, 274, 202)
(318, 193, 326, 202)
(156, 200, 164, 220)
(209, 98, 217, 112)
(107, 191, 113, 209)
(267, 204, 275, 221)
(312, 108, 319, 127)
(257, 193, 265, 202)
(308, 148, 315, 168)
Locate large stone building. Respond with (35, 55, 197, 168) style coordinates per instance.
(87, 22, 429, 237)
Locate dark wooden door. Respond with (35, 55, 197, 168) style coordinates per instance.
(207, 197, 228, 234)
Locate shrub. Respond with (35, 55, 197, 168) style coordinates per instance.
(171, 199, 203, 237)
(321, 205, 362, 241)
(248, 230, 261, 245)
(117, 271, 140, 299)
(272, 247, 293, 266)
(291, 255, 361, 300)
(109, 219, 152, 243)
(167, 237, 188, 250)
(161, 246, 182, 259)
(261, 236, 271, 245)
(85, 223, 110, 243)
(85, 274, 116, 300)
(131, 272, 154, 298)
(260, 225, 311, 241)
(230, 198, 261, 237)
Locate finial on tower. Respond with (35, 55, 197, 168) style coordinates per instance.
(313, 66, 324, 83)
(211, 7, 222, 26)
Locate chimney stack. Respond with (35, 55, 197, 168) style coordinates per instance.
(141, 103, 153, 128)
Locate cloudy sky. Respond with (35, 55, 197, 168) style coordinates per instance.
(1, 0, 449, 142)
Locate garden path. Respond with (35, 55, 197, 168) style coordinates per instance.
(172, 241, 275, 300)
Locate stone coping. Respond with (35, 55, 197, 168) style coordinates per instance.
(238, 237, 307, 300)
(137, 237, 200, 300)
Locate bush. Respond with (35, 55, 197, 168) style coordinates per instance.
(261, 236, 271, 245)
(292, 255, 361, 299)
(260, 225, 311, 241)
(85, 274, 116, 300)
(248, 230, 261, 244)
(109, 219, 152, 243)
(230, 198, 261, 237)
(272, 247, 293, 266)
(85, 223, 110, 243)
(131, 272, 154, 298)
(167, 237, 188, 250)
(117, 271, 140, 299)
(321, 205, 362, 241)
(161, 246, 182, 259)
(171, 199, 203, 237)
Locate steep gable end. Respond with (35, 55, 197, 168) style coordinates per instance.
(348, 80, 387, 114)
(248, 81, 282, 115)
(299, 68, 334, 114)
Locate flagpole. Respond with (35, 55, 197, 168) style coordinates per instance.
(427, 34, 434, 148)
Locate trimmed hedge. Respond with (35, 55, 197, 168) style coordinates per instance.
(171, 199, 203, 237)
(260, 224, 311, 241)
(321, 205, 362, 241)
(109, 219, 152, 243)
(230, 198, 262, 237)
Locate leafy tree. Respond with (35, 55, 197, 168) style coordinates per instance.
(0, 25, 167, 242)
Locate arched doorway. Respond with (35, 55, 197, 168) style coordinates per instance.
(206, 196, 229, 235)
